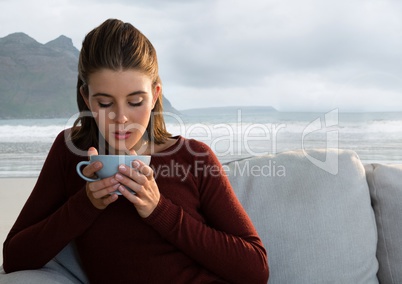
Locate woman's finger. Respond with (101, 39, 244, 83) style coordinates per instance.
(91, 183, 121, 199)
(118, 184, 140, 202)
(88, 176, 119, 192)
(82, 161, 102, 178)
(117, 165, 148, 185)
(115, 172, 142, 193)
(81, 147, 101, 178)
(102, 193, 119, 206)
(132, 160, 154, 180)
(88, 147, 98, 156)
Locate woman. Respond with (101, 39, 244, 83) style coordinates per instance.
(3, 19, 268, 283)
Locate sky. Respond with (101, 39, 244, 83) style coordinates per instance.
(1, 0, 402, 112)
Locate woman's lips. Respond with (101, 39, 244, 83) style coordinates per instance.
(114, 132, 131, 140)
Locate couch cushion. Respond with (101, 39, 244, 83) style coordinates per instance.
(53, 242, 89, 283)
(0, 243, 88, 284)
(365, 163, 402, 284)
(0, 260, 82, 284)
(225, 149, 378, 284)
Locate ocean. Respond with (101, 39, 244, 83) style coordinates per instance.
(1, 109, 401, 178)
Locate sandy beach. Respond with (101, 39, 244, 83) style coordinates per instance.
(0, 178, 36, 263)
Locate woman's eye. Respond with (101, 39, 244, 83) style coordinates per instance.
(129, 101, 143, 107)
(98, 102, 113, 108)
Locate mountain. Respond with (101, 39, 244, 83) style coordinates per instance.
(0, 33, 178, 119)
(0, 33, 77, 118)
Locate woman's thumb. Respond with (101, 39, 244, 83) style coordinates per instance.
(88, 147, 99, 157)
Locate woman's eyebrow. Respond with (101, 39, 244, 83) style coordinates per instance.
(92, 91, 147, 98)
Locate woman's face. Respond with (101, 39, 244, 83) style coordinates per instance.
(82, 69, 160, 154)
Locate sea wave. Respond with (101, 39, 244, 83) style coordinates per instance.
(0, 124, 67, 143)
(1, 118, 401, 144)
(168, 119, 402, 137)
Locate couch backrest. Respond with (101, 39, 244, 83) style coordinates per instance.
(224, 149, 379, 284)
(365, 163, 402, 284)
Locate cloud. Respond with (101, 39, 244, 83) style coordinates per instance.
(1, 0, 401, 111)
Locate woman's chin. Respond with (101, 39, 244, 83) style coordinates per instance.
(106, 143, 134, 155)
(105, 136, 144, 154)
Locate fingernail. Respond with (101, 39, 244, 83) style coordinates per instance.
(119, 185, 126, 192)
(133, 161, 140, 168)
(119, 164, 127, 172)
(115, 174, 123, 180)
(94, 162, 102, 169)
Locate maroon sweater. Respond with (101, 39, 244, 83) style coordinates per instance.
(3, 130, 268, 283)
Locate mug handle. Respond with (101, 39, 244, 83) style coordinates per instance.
(76, 161, 100, 182)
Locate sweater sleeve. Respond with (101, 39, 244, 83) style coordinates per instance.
(143, 140, 269, 284)
(2, 131, 103, 273)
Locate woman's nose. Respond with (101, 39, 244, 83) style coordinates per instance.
(113, 109, 128, 124)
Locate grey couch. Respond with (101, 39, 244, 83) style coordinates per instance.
(1, 149, 401, 283)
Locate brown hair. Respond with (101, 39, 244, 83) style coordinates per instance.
(71, 18, 170, 151)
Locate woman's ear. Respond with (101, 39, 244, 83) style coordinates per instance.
(80, 86, 91, 109)
(152, 84, 162, 109)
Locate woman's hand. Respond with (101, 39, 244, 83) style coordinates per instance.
(82, 147, 120, 210)
(115, 160, 160, 218)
